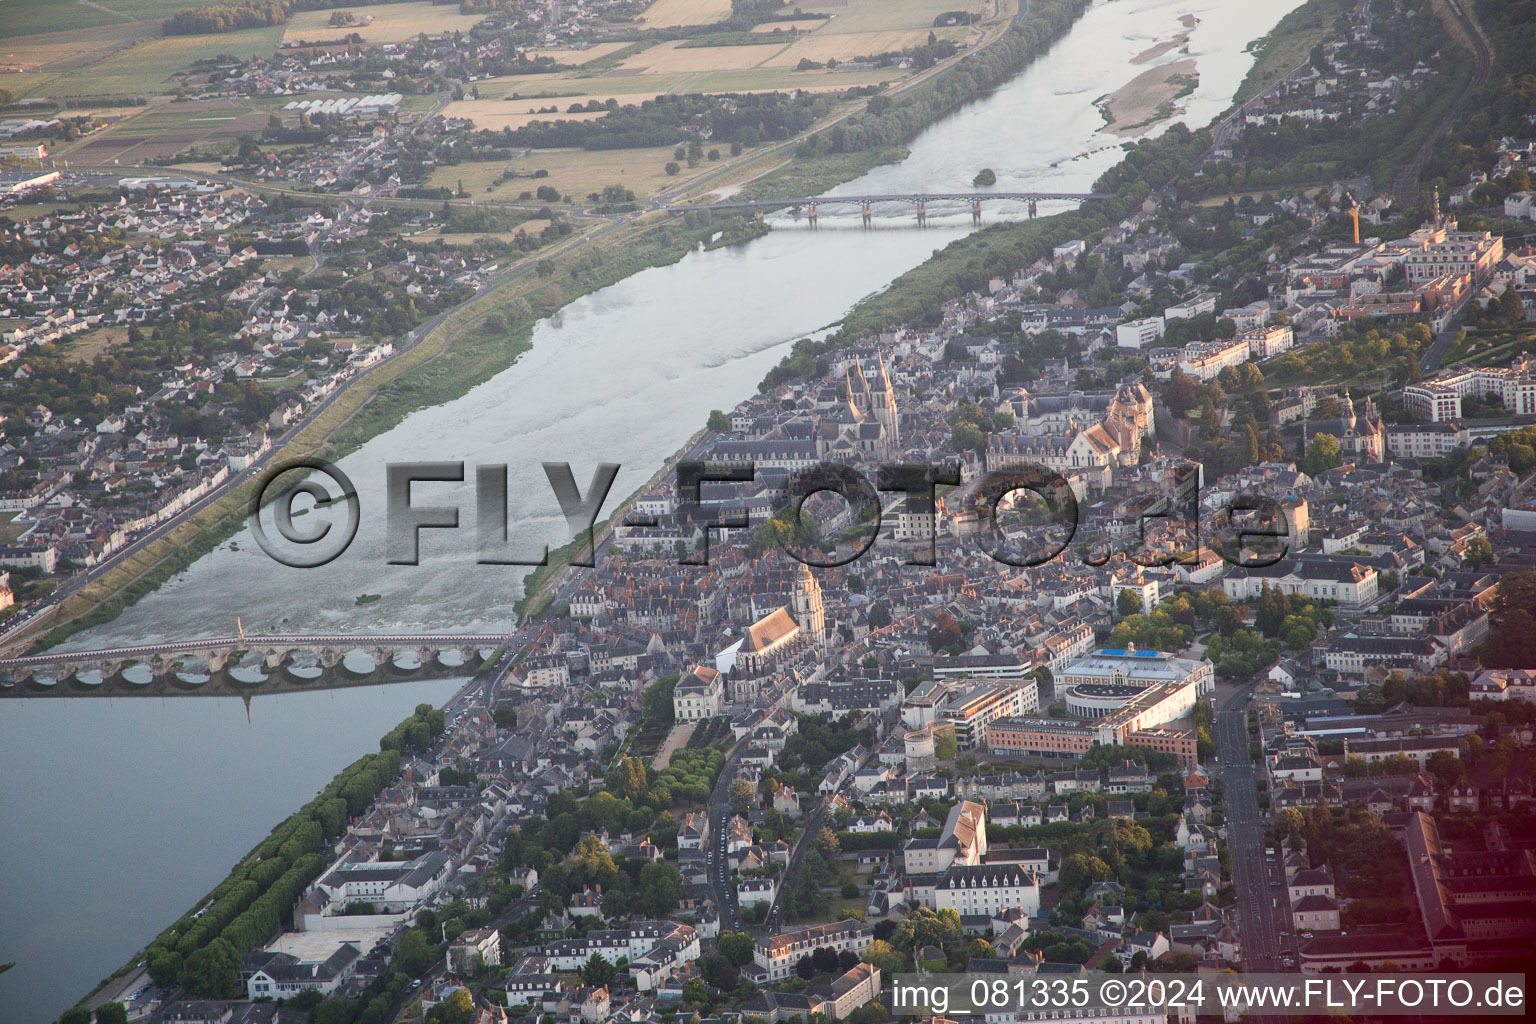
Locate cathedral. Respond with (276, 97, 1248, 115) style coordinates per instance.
(816, 352, 901, 459)
(734, 564, 826, 678)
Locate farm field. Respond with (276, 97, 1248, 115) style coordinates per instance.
(760, 26, 967, 66)
(617, 40, 790, 74)
(426, 148, 708, 202)
(795, 0, 989, 34)
(442, 97, 655, 132)
(412, 222, 554, 246)
(6, 23, 283, 99)
(638, 0, 733, 29)
(61, 101, 270, 164)
(750, 20, 829, 33)
(522, 42, 633, 65)
(281, 2, 488, 45)
(467, 63, 904, 111)
(58, 326, 130, 364)
(0, 0, 132, 38)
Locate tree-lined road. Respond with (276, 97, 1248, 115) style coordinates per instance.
(1215, 682, 1294, 996)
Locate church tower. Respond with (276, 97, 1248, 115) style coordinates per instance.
(875, 350, 900, 449)
(844, 366, 864, 421)
(791, 563, 826, 647)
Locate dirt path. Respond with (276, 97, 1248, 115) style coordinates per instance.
(652, 722, 696, 769)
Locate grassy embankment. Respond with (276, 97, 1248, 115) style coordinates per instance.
(1232, 0, 1347, 106)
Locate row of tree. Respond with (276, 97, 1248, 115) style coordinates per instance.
(162, 1, 287, 36)
(137, 713, 422, 993)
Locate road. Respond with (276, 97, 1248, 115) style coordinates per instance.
(707, 740, 748, 932)
(1420, 324, 1460, 373)
(765, 801, 828, 934)
(1214, 681, 1296, 988)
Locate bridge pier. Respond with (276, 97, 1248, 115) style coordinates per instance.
(916, 201, 926, 227)
(972, 200, 982, 225)
(862, 203, 872, 228)
(806, 204, 817, 228)
(1028, 199, 1038, 219)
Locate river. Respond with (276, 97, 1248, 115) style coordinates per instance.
(0, 1, 1303, 1019)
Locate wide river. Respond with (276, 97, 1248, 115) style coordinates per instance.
(0, 2, 1302, 1019)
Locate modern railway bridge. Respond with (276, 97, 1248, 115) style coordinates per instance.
(0, 632, 513, 697)
(659, 190, 1108, 226)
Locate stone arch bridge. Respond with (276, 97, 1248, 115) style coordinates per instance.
(0, 633, 512, 698)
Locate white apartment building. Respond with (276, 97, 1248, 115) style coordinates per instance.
(933, 863, 1041, 918)
(1116, 316, 1166, 349)
(1241, 323, 1295, 359)
(754, 921, 872, 981)
(1402, 358, 1536, 421)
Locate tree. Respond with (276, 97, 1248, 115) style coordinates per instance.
(813, 827, 840, 854)
(146, 948, 182, 988)
(313, 999, 349, 1024)
(95, 1006, 129, 1024)
(892, 906, 963, 954)
(60, 1011, 91, 1024)
(182, 938, 241, 998)
(867, 600, 891, 629)
(1463, 536, 1494, 570)
(427, 989, 475, 1024)
(1117, 588, 1141, 618)
(665, 161, 681, 176)
(637, 861, 683, 917)
(583, 953, 615, 987)
(973, 168, 997, 186)
(1274, 807, 1304, 844)
(396, 928, 436, 977)
(795, 954, 816, 979)
(718, 931, 755, 966)
(1058, 853, 1111, 894)
(730, 778, 756, 814)
(949, 419, 986, 453)
(1301, 432, 1342, 476)
(928, 612, 966, 654)
(707, 410, 731, 433)
(1499, 285, 1525, 324)
(1427, 750, 1464, 789)
(861, 939, 906, 975)
(933, 726, 958, 762)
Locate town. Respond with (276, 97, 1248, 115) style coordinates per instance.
(4, 1, 1536, 1024)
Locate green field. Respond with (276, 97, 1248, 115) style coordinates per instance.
(0, 0, 125, 38)
(12, 24, 284, 98)
(0, 0, 204, 39)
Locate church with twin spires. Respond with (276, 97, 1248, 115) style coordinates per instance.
(816, 352, 901, 460)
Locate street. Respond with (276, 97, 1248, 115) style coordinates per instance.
(1215, 682, 1296, 977)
